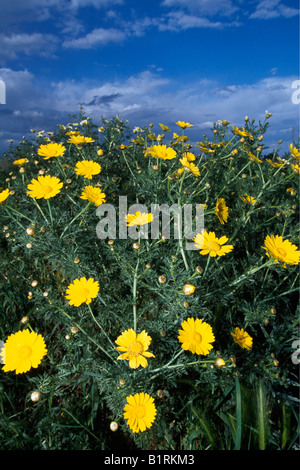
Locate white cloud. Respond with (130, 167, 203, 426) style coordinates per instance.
(249, 0, 299, 19)
(0, 33, 58, 61)
(63, 27, 126, 48)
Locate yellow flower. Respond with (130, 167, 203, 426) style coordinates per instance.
(232, 126, 254, 140)
(123, 392, 157, 433)
(262, 235, 300, 266)
(13, 158, 29, 166)
(179, 156, 200, 177)
(182, 151, 196, 161)
(115, 329, 155, 369)
(145, 144, 177, 160)
(0, 188, 11, 204)
(65, 277, 99, 307)
(80, 186, 106, 206)
(159, 123, 171, 131)
(231, 327, 253, 350)
(37, 142, 66, 160)
(247, 151, 262, 163)
(27, 175, 63, 199)
(266, 158, 284, 168)
(291, 163, 300, 174)
(178, 317, 215, 355)
(194, 231, 233, 257)
(239, 194, 256, 204)
(286, 188, 296, 196)
(1, 329, 47, 374)
(75, 160, 101, 179)
(126, 211, 153, 226)
(67, 135, 95, 145)
(289, 144, 300, 161)
(175, 121, 194, 129)
(215, 198, 229, 224)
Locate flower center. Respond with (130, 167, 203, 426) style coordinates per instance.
(276, 247, 286, 259)
(18, 345, 32, 359)
(134, 404, 146, 418)
(192, 332, 202, 344)
(127, 341, 144, 357)
(80, 288, 91, 299)
(43, 185, 53, 195)
(207, 241, 220, 252)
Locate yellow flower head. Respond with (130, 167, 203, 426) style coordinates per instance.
(123, 392, 157, 433)
(115, 329, 155, 369)
(67, 135, 95, 145)
(262, 235, 300, 266)
(146, 144, 177, 160)
(38, 142, 66, 160)
(27, 175, 63, 199)
(75, 160, 101, 179)
(178, 317, 215, 355)
(194, 231, 233, 257)
(159, 123, 171, 131)
(215, 198, 229, 224)
(1, 329, 47, 374)
(289, 144, 300, 161)
(126, 211, 153, 226)
(13, 158, 29, 166)
(179, 156, 200, 177)
(239, 194, 256, 205)
(80, 186, 106, 206)
(231, 327, 253, 350)
(176, 121, 194, 129)
(0, 188, 11, 204)
(65, 277, 99, 307)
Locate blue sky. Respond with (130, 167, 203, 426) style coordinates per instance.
(0, 0, 299, 155)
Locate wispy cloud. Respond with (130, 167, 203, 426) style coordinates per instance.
(63, 27, 127, 48)
(249, 0, 299, 19)
(0, 33, 58, 62)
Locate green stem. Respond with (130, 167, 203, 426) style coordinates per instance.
(33, 198, 49, 224)
(87, 304, 115, 348)
(60, 201, 91, 238)
(4, 204, 33, 222)
(47, 199, 53, 226)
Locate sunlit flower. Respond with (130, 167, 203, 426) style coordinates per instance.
(1, 329, 47, 374)
(27, 175, 63, 199)
(13, 158, 29, 166)
(286, 188, 296, 196)
(215, 198, 229, 224)
(179, 156, 200, 177)
(266, 158, 284, 168)
(115, 329, 155, 369)
(239, 194, 256, 204)
(145, 144, 177, 160)
(65, 277, 99, 307)
(289, 144, 300, 161)
(194, 231, 233, 257)
(123, 392, 157, 433)
(232, 126, 254, 140)
(126, 211, 153, 226)
(159, 123, 171, 131)
(67, 135, 95, 145)
(0, 188, 11, 204)
(231, 327, 253, 350)
(38, 142, 66, 160)
(262, 235, 300, 266)
(80, 186, 106, 206)
(75, 160, 101, 179)
(178, 317, 215, 355)
(175, 121, 194, 129)
(247, 151, 262, 163)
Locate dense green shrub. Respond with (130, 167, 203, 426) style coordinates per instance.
(0, 113, 299, 450)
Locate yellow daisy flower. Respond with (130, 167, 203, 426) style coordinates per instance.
(27, 175, 63, 199)
(13, 158, 29, 166)
(0, 188, 11, 204)
(145, 144, 177, 160)
(126, 210, 153, 226)
(80, 186, 106, 206)
(178, 317, 215, 355)
(194, 231, 233, 257)
(215, 198, 229, 224)
(1, 329, 47, 374)
(289, 144, 300, 161)
(37, 142, 66, 160)
(248, 151, 262, 163)
(115, 329, 155, 369)
(266, 158, 284, 168)
(179, 156, 200, 177)
(159, 123, 171, 131)
(175, 121, 194, 129)
(75, 160, 101, 179)
(123, 392, 157, 433)
(262, 235, 300, 266)
(231, 327, 253, 350)
(239, 194, 256, 204)
(67, 135, 95, 145)
(65, 277, 99, 307)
